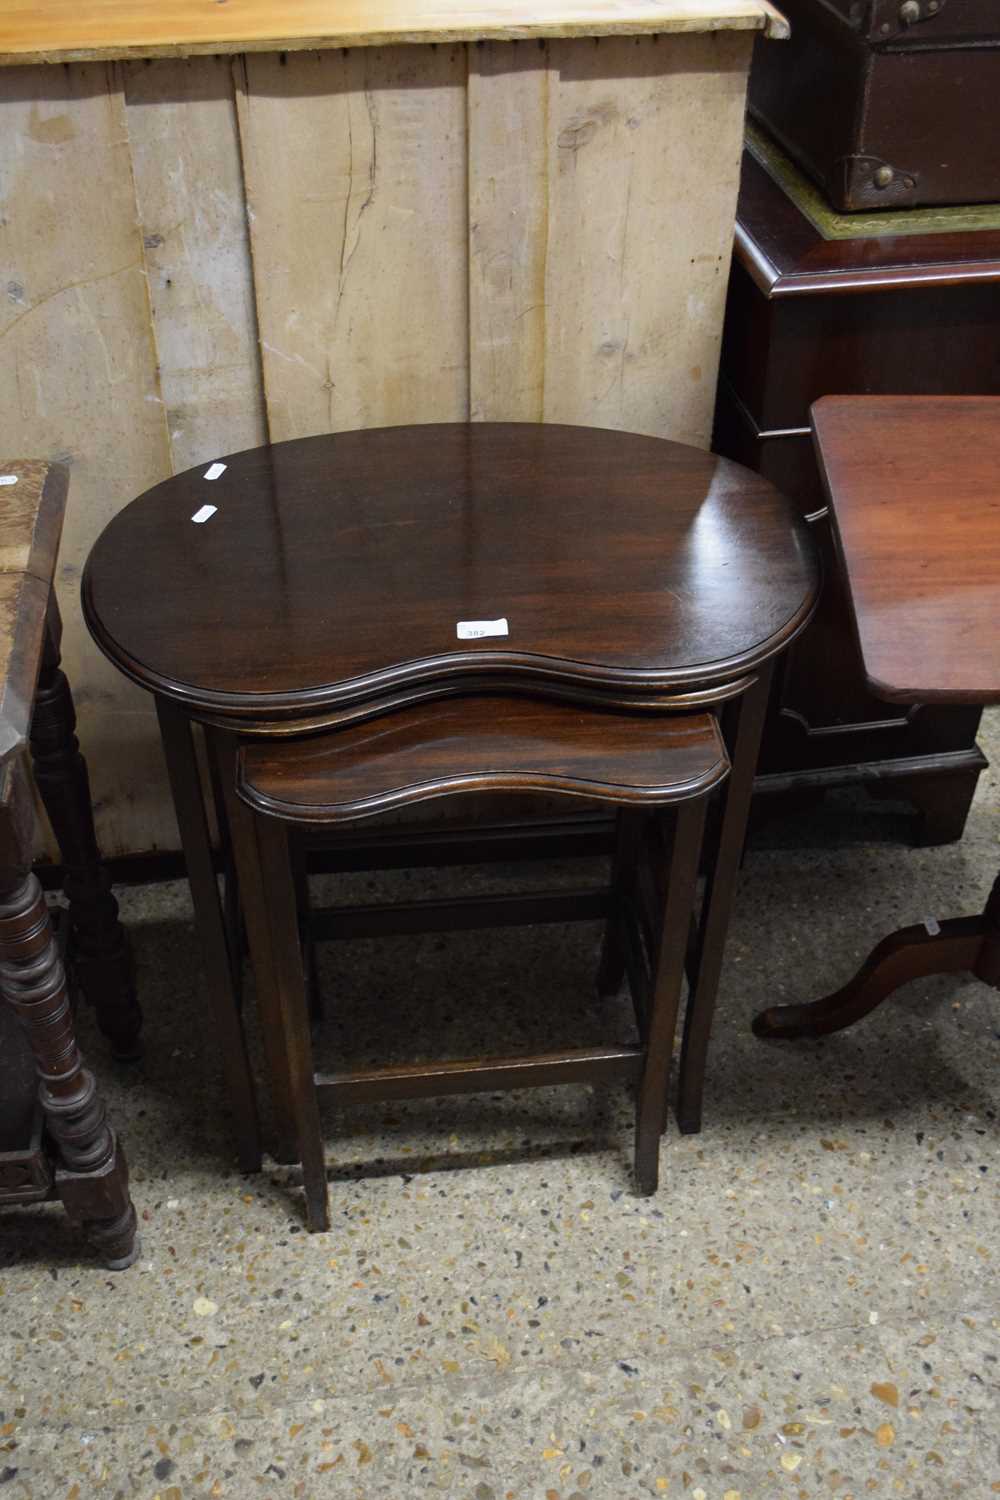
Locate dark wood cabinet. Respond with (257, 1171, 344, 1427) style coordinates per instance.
(716, 138, 1000, 842)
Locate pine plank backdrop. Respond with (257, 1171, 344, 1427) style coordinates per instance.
(0, 25, 767, 855)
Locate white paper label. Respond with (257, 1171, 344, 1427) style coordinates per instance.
(457, 617, 509, 640)
(191, 504, 218, 524)
(924, 916, 941, 936)
(203, 462, 226, 481)
(0, 474, 18, 486)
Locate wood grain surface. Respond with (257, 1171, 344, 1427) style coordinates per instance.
(0, 0, 787, 65)
(238, 697, 729, 822)
(813, 395, 1000, 706)
(83, 423, 819, 717)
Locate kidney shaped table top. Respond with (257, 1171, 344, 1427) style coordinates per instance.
(83, 423, 819, 723)
(82, 422, 820, 1169)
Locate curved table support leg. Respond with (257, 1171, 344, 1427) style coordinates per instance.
(753, 915, 986, 1041)
(31, 615, 141, 1060)
(0, 864, 139, 1268)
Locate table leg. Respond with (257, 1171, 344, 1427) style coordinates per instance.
(0, 763, 138, 1268)
(634, 796, 707, 1194)
(753, 870, 999, 1039)
(977, 872, 1000, 988)
(676, 663, 773, 1135)
(293, 840, 323, 1026)
(209, 729, 299, 1165)
(30, 610, 141, 1060)
(155, 699, 261, 1172)
(597, 810, 643, 999)
(205, 724, 242, 983)
(255, 814, 330, 1232)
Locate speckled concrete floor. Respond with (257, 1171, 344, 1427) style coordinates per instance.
(1, 717, 997, 1499)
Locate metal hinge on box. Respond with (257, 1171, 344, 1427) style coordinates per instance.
(863, 1, 1000, 51)
(830, 152, 921, 208)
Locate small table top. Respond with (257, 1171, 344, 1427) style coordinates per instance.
(239, 695, 729, 824)
(0, 460, 67, 769)
(812, 396, 1000, 707)
(83, 423, 818, 723)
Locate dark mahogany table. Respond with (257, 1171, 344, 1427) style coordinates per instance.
(715, 142, 997, 843)
(82, 423, 819, 1167)
(755, 396, 1000, 1040)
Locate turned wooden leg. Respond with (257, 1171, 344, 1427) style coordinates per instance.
(754, 870, 999, 1040)
(0, 857, 139, 1268)
(676, 664, 773, 1136)
(30, 614, 141, 1060)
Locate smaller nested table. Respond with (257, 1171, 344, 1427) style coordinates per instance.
(238, 696, 731, 1228)
(0, 460, 138, 1267)
(755, 396, 1000, 1041)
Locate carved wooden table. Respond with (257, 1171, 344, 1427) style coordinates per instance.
(0, 459, 138, 1267)
(755, 396, 1000, 1041)
(82, 423, 819, 1166)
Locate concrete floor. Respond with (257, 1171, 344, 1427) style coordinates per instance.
(1, 715, 997, 1499)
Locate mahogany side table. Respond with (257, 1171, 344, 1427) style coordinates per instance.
(714, 140, 998, 843)
(755, 396, 1000, 1042)
(0, 459, 138, 1267)
(238, 696, 731, 1228)
(82, 423, 820, 1165)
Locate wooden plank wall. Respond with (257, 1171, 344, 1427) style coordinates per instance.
(0, 33, 751, 858)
